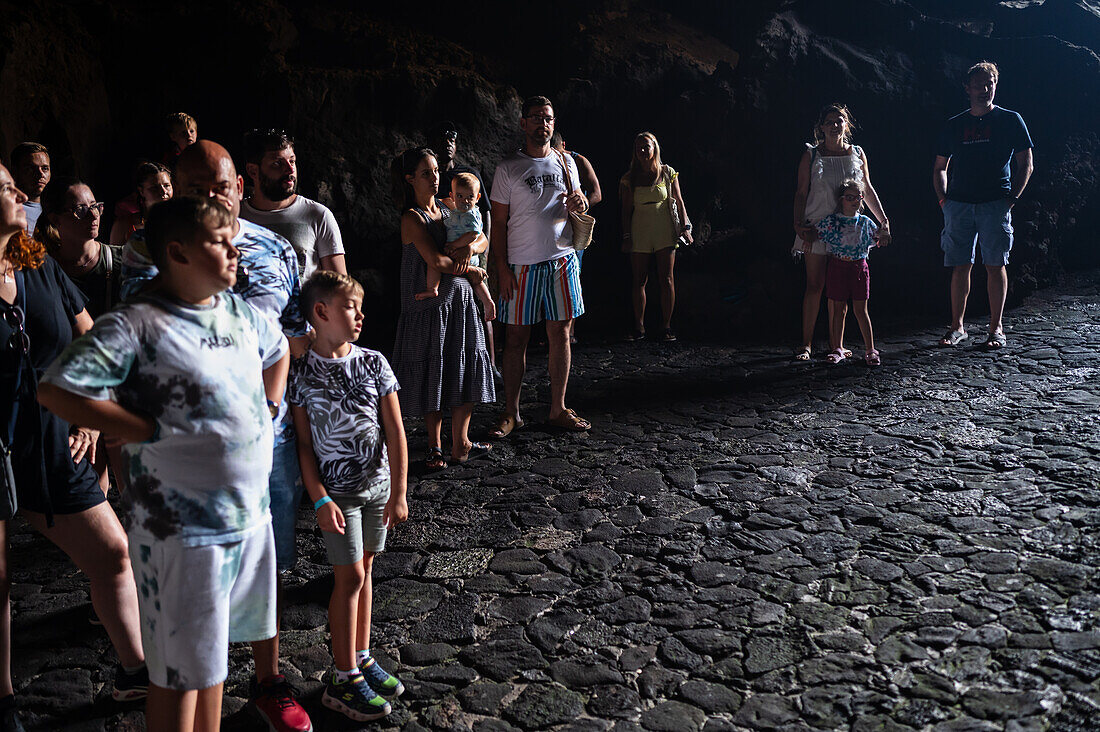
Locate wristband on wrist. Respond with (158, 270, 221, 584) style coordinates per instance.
(314, 496, 333, 511)
(938, 198, 946, 208)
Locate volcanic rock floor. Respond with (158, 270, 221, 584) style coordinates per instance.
(11, 275, 1100, 731)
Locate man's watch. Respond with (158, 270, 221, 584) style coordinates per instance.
(267, 399, 280, 419)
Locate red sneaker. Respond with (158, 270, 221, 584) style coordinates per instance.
(250, 675, 312, 732)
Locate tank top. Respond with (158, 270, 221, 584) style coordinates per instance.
(792, 144, 865, 255)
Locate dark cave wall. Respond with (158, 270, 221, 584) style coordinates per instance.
(1, 0, 1097, 346)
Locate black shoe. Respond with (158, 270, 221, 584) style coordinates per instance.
(113, 664, 149, 702)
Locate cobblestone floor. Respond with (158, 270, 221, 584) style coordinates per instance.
(10, 274, 1100, 731)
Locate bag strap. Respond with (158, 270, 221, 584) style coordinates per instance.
(102, 244, 114, 313)
(556, 151, 575, 195)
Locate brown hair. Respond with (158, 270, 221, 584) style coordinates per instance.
(144, 196, 233, 270)
(967, 61, 999, 84)
(521, 95, 553, 118)
(837, 178, 865, 213)
(812, 103, 856, 146)
(390, 147, 437, 212)
(10, 142, 49, 170)
(35, 176, 90, 254)
(301, 270, 364, 324)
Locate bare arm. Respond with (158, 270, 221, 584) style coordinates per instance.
(859, 149, 890, 246)
(793, 150, 812, 234)
(292, 403, 346, 534)
(109, 219, 131, 247)
(318, 253, 347, 275)
(933, 155, 950, 205)
(577, 154, 602, 207)
(490, 201, 517, 300)
(670, 176, 693, 244)
(401, 210, 470, 276)
(1010, 148, 1034, 204)
(263, 349, 290, 405)
(73, 309, 93, 337)
(38, 383, 154, 445)
(620, 179, 634, 253)
(380, 391, 408, 528)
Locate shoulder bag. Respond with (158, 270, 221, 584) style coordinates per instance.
(556, 151, 595, 251)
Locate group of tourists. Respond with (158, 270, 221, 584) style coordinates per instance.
(0, 59, 1034, 731)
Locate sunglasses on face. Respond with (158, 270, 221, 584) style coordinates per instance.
(69, 202, 106, 220)
(3, 305, 29, 356)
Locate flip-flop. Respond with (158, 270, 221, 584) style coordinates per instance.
(488, 413, 524, 439)
(548, 408, 592, 432)
(984, 332, 1006, 349)
(625, 330, 646, 342)
(424, 447, 448, 472)
(940, 329, 968, 346)
(452, 442, 492, 464)
(794, 347, 812, 362)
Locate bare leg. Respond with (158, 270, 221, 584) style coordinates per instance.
(829, 300, 848, 352)
(656, 247, 676, 331)
(330, 561, 366, 672)
(449, 402, 475, 460)
(851, 299, 875, 353)
(249, 578, 282, 681)
(502, 324, 531, 421)
(0, 522, 10, 698)
(484, 321, 497, 370)
(801, 253, 828, 351)
(194, 684, 224, 732)
(630, 253, 650, 333)
(357, 553, 374, 652)
(415, 269, 440, 301)
(146, 682, 223, 732)
(986, 264, 1007, 335)
(949, 264, 973, 333)
(424, 412, 444, 452)
(472, 280, 496, 321)
(546, 319, 572, 419)
(22, 504, 143, 667)
(94, 437, 110, 496)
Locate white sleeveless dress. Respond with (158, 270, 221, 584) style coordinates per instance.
(792, 144, 865, 256)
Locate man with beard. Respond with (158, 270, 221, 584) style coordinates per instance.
(10, 142, 51, 234)
(240, 129, 346, 278)
(119, 140, 313, 732)
(488, 96, 591, 438)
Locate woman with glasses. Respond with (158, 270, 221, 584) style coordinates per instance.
(791, 103, 891, 361)
(0, 164, 147, 727)
(36, 177, 122, 320)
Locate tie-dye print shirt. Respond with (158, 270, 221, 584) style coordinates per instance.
(119, 219, 306, 445)
(815, 213, 879, 261)
(42, 292, 289, 546)
(287, 346, 399, 495)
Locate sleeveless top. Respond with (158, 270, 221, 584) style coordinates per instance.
(793, 144, 864, 255)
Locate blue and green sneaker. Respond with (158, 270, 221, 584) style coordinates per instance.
(361, 658, 405, 698)
(321, 670, 390, 722)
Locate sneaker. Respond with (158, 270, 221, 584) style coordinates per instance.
(360, 658, 405, 698)
(321, 671, 391, 722)
(0, 695, 25, 732)
(251, 675, 313, 732)
(112, 665, 148, 702)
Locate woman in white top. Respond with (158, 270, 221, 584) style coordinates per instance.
(792, 104, 890, 360)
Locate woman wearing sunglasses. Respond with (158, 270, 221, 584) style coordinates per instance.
(0, 164, 147, 728)
(36, 177, 122, 320)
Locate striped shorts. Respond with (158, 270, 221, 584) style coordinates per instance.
(498, 252, 584, 325)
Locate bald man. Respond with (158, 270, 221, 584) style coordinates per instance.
(118, 141, 313, 732)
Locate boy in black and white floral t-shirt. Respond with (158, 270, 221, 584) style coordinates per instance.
(287, 270, 409, 723)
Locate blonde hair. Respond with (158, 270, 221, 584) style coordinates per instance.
(165, 112, 197, 133)
(626, 132, 663, 189)
(452, 172, 480, 195)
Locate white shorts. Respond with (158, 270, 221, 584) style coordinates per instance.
(128, 522, 277, 690)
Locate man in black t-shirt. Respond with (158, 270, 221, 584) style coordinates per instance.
(933, 61, 1033, 349)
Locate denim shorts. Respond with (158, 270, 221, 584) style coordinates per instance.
(321, 479, 391, 566)
(268, 438, 303, 572)
(941, 199, 1013, 267)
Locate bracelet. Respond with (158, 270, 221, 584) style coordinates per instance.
(938, 199, 946, 208)
(683, 224, 693, 232)
(314, 496, 333, 510)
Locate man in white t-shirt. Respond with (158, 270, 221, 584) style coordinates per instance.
(240, 129, 347, 279)
(10, 142, 51, 235)
(489, 96, 591, 438)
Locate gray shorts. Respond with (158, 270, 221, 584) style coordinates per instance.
(323, 480, 390, 566)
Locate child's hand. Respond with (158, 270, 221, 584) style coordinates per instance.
(877, 229, 891, 247)
(317, 501, 346, 534)
(383, 496, 409, 529)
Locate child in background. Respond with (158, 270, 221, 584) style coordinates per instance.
(164, 112, 198, 165)
(815, 178, 882, 366)
(289, 270, 409, 722)
(38, 197, 289, 731)
(416, 172, 496, 320)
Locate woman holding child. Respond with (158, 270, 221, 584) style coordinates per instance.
(0, 163, 147, 728)
(390, 147, 495, 471)
(792, 103, 891, 360)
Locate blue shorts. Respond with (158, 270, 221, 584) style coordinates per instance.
(941, 199, 1013, 267)
(498, 252, 584, 325)
(269, 438, 303, 572)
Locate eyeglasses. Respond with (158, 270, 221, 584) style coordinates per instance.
(841, 194, 863, 202)
(68, 202, 105, 220)
(525, 115, 555, 124)
(3, 305, 29, 356)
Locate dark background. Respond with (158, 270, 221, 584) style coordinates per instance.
(1, 0, 1097, 349)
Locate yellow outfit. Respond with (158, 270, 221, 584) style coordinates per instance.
(627, 166, 679, 254)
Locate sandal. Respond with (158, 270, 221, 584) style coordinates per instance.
(661, 328, 677, 343)
(625, 329, 646, 342)
(865, 349, 881, 367)
(452, 441, 492, 464)
(839, 348, 853, 358)
(984, 331, 1006, 349)
(488, 413, 524, 439)
(940, 329, 968, 346)
(424, 447, 448, 472)
(548, 408, 592, 432)
(794, 347, 812, 362)
(826, 348, 847, 365)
